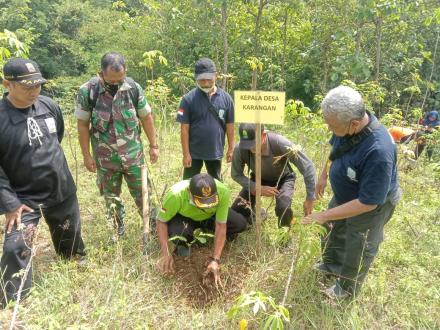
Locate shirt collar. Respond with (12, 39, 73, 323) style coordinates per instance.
(3, 93, 48, 124)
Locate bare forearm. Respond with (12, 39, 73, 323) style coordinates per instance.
(213, 222, 226, 259)
(226, 123, 234, 150)
(77, 120, 91, 157)
(180, 124, 190, 156)
(317, 199, 377, 222)
(140, 114, 157, 146)
(156, 220, 170, 256)
(320, 165, 328, 180)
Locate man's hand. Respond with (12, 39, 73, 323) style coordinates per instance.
(5, 204, 34, 233)
(251, 186, 279, 197)
(301, 213, 326, 225)
(149, 147, 159, 164)
(83, 154, 97, 173)
(261, 186, 279, 197)
(156, 254, 174, 275)
(315, 175, 327, 199)
(183, 153, 192, 168)
(303, 199, 314, 216)
(203, 260, 222, 288)
(226, 148, 233, 163)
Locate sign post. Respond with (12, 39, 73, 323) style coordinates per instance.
(234, 88, 285, 253)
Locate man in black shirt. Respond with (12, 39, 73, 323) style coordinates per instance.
(0, 58, 85, 307)
(231, 124, 316, 228)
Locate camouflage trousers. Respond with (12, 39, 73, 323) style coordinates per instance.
(97, 164, 143, 224)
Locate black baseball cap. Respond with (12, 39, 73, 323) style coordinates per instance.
(3, 58, 47, 86)
(194, 58, 216, 80)
(189, 173, 219, 209)
(238, 123, 265, 150)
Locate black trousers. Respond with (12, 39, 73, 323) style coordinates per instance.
(0, 193, 85, 307)
(183, 159, 222, 181)
(166, 209, 248, 243)
(231, 173, 296, 227)
(414, 130, 435, 160)
(321, 198, 395, 295)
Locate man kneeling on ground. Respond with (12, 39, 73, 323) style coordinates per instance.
(231, 124, 316, 228)
(155, 174, 247, 285)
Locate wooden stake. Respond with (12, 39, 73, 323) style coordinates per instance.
(251, 69, 262, 254)
(141, 165, 150, 256)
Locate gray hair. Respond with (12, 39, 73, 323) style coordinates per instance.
(321, 85, 365, 123)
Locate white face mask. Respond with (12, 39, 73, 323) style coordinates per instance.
(197, 82, 213, 94)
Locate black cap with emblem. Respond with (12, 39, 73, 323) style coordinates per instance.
(3, 58, 47, 86)
(189, 173, 219, 209)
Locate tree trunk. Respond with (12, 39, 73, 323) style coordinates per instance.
(253, 0, 267, 56)
(221, 0, 229, 90)
(281, 9, 288, 90)
(421, 30, 440, 111)
(374, 16, 382, 81)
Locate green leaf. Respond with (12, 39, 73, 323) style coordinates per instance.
(168, 235, 187, 243)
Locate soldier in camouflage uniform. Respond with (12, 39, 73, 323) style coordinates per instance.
(75, 52, 159, 236)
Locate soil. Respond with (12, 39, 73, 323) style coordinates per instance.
(172, 244, 251, 308)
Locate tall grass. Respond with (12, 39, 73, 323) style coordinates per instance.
(0, 115, 439, 329)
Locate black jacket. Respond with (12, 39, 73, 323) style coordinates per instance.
(0, 94, 76, 214)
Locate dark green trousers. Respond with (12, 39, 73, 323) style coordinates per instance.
(321, 198, 396, 295)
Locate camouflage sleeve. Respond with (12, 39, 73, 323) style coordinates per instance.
(75, 82, 92, 121)
(134, 83, 152, 118)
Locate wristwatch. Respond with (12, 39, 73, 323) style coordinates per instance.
(208, 257, 221, 264)
(149, 144, 159, 149)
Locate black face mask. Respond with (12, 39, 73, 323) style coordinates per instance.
(104, 81, 120, 97)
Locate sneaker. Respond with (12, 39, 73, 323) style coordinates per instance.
(313, 262, 330, 273)
(175, 245, 190, 257)
(117, 224, 125, 236)
(226, 233, 238, 242)
(73, 255, 87, 267)
(250, 207, 267, 223)
(323, 283, 351, 300)
(107, 216, 125, 236)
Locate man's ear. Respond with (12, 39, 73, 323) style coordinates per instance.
(2, 80, 11, 89)
(351, 119, 362, 129)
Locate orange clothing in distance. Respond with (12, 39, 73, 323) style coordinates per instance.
(388, 126, 414, 142)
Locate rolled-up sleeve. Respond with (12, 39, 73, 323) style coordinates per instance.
(135, 83, 152, 118)
(75, 83, 92, 121)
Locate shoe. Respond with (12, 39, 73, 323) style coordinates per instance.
(313, 262, 339, 277)
(226, 233, 238, 242)
(73, 255, 87, 267)
(117, 224, 125, 236)
(313, 262, 330, 273)
(175, 245, 190, 257)
(107, 215, 125, 236)
(323, 283, 351, 300)
(250, 207, 267, 223)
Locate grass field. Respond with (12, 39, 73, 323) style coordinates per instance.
(1, 115, 439, 329)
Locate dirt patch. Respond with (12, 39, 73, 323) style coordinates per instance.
(172, 244, 251, 308)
